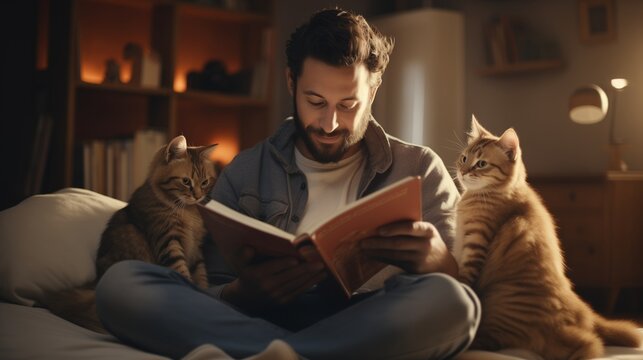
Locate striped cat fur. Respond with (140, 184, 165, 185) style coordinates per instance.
(453, 116, 640, 359)
(41, 135, 217, 333)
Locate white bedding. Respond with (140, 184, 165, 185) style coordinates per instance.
(1, 189, 642, 360)
(0, 302, 166, 360)
(2, 301, 642, 360)
(0, 302, 289, 360)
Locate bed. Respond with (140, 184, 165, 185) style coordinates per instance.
(1, 188, 641, 359)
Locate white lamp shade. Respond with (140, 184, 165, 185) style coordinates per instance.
(569, 84, 609, 124)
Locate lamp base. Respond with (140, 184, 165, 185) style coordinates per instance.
(608, 143, 628, 172)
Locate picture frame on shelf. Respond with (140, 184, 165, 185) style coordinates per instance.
(578, 0, 616, 44)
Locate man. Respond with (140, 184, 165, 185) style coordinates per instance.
(96, 8, 480, 360)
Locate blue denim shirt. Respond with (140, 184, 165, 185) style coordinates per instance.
(204, 117, 460, 294)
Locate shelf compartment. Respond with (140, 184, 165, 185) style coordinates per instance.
(77, 81, 171, 96)
(177, 90, 267, 107)
(74, 91, 167, 141)
(77, 0, 155, 84)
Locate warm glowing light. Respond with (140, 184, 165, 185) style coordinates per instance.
(174, 74, 187, 92)
(610, 78, 628, 90)
(81, 67, 104, 84)
(121, 65, 132, 83)
(208, 136, 239, 165)
(81, 62, 132, 84)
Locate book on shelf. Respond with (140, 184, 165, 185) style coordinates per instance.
(92, 140, 106, 196)
(197, 176, 422, 298)
(132, 129, 167, 190)
(114, 140, 131, 202)
(82, 129, 166, 201)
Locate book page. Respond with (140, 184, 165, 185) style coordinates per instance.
(199, 177, 421, 297)
(307, 176, 422, 296)
(203, 201, 295, 241)
(307, 176, 419, 234)
(199, 201, 301, 260)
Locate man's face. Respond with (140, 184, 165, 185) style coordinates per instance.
(289, 58, 376, 163)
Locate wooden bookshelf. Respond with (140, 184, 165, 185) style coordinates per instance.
(46, 0, 274, 194)
(177, 90, 268, 107)
(77, 81, 172, 96)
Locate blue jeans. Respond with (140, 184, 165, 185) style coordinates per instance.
(95, 260, 480, 359)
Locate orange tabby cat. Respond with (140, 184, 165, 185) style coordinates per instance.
(454, 116, 641, 360)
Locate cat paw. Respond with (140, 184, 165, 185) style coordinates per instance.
(178, 271, 192, 281)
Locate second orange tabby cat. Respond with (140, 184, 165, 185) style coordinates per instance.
(454, 116, 640, 359)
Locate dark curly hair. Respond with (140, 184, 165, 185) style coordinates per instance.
(286, 8, 394, 86)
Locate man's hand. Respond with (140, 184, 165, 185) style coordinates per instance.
(360, 221, 458, 276)
(221, 246, 327, 313)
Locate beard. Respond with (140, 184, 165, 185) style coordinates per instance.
(292, 94, 370, 163)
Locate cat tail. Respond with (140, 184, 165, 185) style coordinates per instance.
(594, 315, 641, 348)
(38, 283, 106, 334)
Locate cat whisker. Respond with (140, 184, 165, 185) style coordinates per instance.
(451, 129, 466, 146)
(447, 132, 467, 153)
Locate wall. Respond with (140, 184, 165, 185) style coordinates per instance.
(463, 0, 643, 176)
(372, 9, 465, 169)
(270, 0, 643, 175)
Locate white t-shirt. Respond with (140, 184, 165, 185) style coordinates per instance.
(294, 147, 365, 235)
(294, 146, 402, 292)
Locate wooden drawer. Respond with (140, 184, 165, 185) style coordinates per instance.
(534, 182, 604, 210)
(529, 174, 643, 313)
(607, 179, 643, 286)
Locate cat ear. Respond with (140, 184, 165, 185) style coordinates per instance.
(198, 143, 218, 160)
(468, 114, 492, 143)
(166, 135, 187, 162)
(498, 128, 520, 161)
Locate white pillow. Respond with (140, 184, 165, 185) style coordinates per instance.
(0, 188, 125, 306)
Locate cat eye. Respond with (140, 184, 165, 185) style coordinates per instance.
(201, 179, 209, 187)
(461, 155, 467, 163)
(476, 160, 488, 168)
(182, 177, 191, 186)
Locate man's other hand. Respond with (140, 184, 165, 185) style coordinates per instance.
(221, 246, 327, 312)
(360, 221, 458, 277)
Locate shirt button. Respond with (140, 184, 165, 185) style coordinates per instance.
(291, 215, 300, 223)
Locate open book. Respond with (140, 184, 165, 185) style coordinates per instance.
(197, 176, 422, 297)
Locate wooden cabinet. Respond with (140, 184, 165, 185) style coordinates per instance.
(46, 0, 273, 193)
(531, 172, 643, 312)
